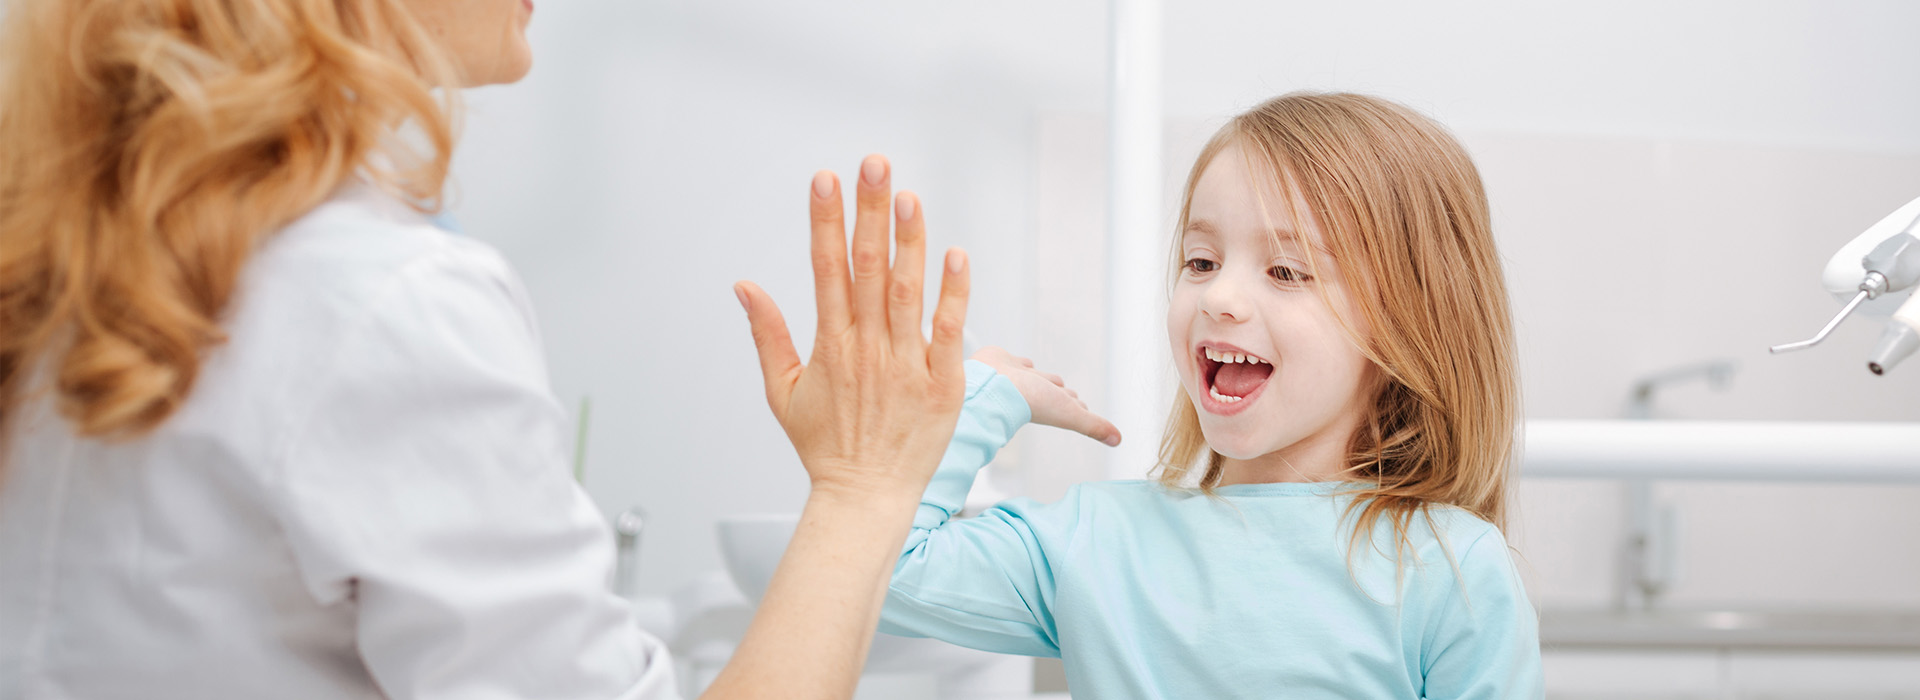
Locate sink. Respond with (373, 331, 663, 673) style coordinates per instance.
(1541, 608, 1920, 649)
(715, 514, 799, 604)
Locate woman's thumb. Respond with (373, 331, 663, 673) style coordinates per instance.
(736, 281, 803, 413)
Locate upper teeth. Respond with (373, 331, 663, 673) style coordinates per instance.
(1204, 347, 1267, 365)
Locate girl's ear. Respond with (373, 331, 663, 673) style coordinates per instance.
(1357, 359, 1395, 413)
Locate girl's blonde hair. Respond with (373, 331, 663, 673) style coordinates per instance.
(1155, 92, 1519, 556)
(0, 0, 459, 443)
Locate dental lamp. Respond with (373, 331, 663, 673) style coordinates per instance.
(1771, 195, 1920, 375)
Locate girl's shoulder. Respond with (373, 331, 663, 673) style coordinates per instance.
(1399, 504, 1523, 603)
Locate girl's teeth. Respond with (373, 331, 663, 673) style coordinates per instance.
(1202, 347, 1271, 365)
(1208, 385, 1242, 403)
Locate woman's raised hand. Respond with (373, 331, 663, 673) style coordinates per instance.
(970, 346, 1122, 448)
(733, 155, 970, 499)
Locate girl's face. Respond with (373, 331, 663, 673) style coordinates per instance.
(1167, 143, 1377, 473)
(404, 0, 534, 86)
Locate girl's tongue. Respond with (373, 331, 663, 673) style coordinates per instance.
(1213, 361, 1273, 398)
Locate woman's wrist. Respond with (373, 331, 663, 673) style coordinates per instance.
(806, 469, 929, 509)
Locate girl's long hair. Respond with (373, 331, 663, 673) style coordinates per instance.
(0, 0, 458, 444)
(1155, 92, 1519, 562)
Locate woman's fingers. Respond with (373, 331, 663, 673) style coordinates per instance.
(810, 171, 853, 336)
(736, 281, 804, 417)
(887, 191, 927, 353)
(927, 248, 970, 383)
(848, 155, 893, 338)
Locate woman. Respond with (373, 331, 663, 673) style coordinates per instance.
(0, 0, 969, 697)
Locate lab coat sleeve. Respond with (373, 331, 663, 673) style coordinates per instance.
(879, 360, 1072, 658)
(1418, 527, 1546, 700)
(272, 240, 678, 700)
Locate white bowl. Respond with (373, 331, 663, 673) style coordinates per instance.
(713, 513, 1028, 680)
(715, 514, 800, 604)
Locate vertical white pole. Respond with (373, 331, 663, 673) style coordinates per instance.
(1107, 0, 1165, 480)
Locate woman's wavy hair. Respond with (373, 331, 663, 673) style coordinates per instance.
(0, 0, 459, 444)
(1154, 92, 1520, 562)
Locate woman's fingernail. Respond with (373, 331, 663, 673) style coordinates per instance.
(812, 171, 834, 199)
(861, 156, 886, 186)
(946, 249, 962, 274)
(896, 192, 917, 221)
(734, 285, 750, 312)
(1105, 435, 1121, 447)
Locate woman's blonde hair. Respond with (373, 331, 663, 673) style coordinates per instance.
(1155, 92, 1519, 558)
(0, 0, 459, 442)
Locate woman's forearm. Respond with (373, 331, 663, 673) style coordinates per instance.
(721, 156, 972, 699)
(699, 483, 920, 699)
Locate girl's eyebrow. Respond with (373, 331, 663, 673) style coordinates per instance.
(1270, 230, 1333, 257)
(1189, 218, 1332, 257)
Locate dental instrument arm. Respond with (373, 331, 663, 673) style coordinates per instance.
(1868, 288, 1920, 374)
(1771, 195, 1920, 374)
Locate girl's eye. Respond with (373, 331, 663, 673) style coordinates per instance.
(1270, 265, 1312, 283)
(1183, 258, 1218, 273)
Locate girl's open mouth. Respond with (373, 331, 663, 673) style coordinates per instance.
(1198, 344, 1273, 415)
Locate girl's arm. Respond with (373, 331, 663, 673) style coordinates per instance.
(877, 355, 1114, 657)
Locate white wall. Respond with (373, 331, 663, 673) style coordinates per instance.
(447, 0, 1920, 620)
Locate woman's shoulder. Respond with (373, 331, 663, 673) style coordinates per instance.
(183, 181, 539, 440)
(231, 181, 536, 354)
(251, 181, 516, 308)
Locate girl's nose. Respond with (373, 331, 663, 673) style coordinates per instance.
(1197, 275, 1252, 323)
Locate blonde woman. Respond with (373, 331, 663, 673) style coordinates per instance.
(881, 93, 1543, 698)
(0, 1, 971, 698)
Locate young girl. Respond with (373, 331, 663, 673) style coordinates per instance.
(881, 92, 1542, 698)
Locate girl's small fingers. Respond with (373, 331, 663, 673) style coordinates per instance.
(1042, 371, 1065, 387)
(1076, 413, 1122, 447)
(1019, 357, 1034, 368)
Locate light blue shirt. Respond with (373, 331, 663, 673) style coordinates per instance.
(880, 361, 1544, 699)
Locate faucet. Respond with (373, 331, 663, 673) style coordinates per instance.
(1617, 359, 1735, 612)
(613, 506, 647, 601)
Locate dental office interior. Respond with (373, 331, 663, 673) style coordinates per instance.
(447, 1, 1920, 698)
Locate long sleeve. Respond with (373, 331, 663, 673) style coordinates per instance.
(1418, 527, 1546, 699)
(272, 241, 678, 700)
(909, 360, 1032, 534)
(879, 361, 1080, 658)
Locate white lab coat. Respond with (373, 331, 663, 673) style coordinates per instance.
(0, 182, 678, 699)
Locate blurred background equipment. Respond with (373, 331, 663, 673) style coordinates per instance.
(445, 1, 1920, 696)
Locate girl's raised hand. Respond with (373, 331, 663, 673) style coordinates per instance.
(732, 155, 971, 499)
(970, 346, 1121, 447)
